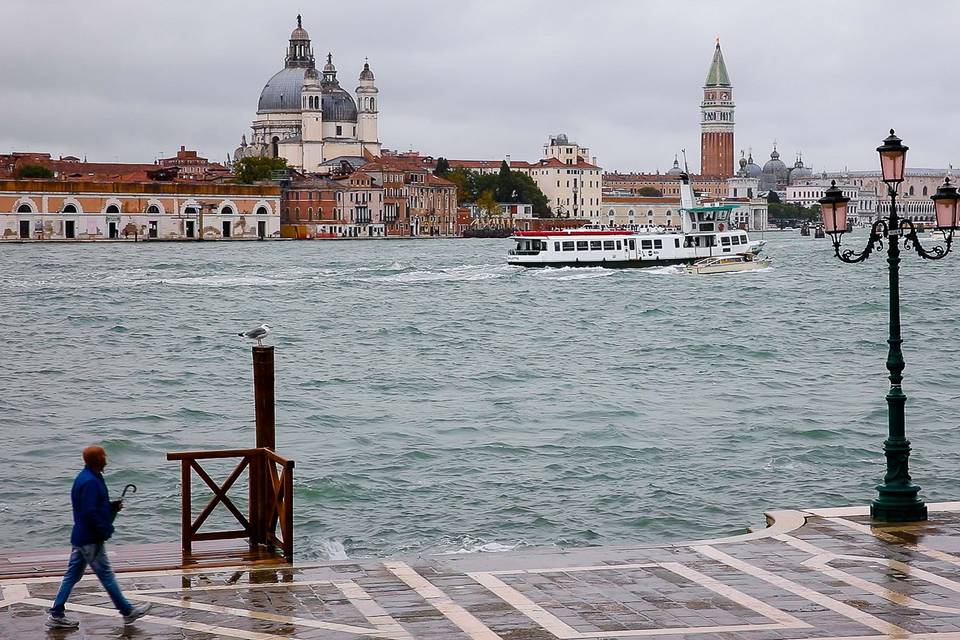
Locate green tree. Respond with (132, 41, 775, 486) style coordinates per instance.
(16, 164, 54, 179)
(445, 168, 472, 203)
(636, 186, 663, 197)
(768, 202, 820, 226)
(434, 157, 450, 177)
(512, 172, 551, 216)
(235, 156, 287, 184)
(476, 189, 500, 217)
(496, 160, 515, 202)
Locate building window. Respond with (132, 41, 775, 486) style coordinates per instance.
(62, 204, 78, 213)
(923, 186, 928, 196)
(909, 186, 915, 196)
(336, 125, 342, 136)
(106, 204, 120, 214)
(16, 203, 32, 213)
(256, 206, 268, 215)
(146, 204, 160, 214)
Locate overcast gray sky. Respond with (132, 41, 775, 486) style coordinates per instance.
(2, 0, 958, 173)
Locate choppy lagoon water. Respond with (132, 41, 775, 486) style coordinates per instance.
(2, 234, 959, 561)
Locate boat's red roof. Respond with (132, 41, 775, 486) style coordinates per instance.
(513, 230, 631, 237)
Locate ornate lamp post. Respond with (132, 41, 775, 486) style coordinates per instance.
(820, 130, 960, 522)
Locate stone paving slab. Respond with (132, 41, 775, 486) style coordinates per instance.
(4, 501, 960, 639)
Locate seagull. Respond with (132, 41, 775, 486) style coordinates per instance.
(238, 323, 271, 347)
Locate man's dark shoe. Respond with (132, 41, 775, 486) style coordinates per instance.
(122, 602, 151, 625)
(45, 614, 80, 629)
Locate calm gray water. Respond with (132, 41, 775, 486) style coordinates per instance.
(2, 235, 959, 561)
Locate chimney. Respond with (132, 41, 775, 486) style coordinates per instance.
(505, 154, 511, 165)
(592, 156, 597, 166)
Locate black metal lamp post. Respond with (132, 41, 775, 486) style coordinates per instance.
(820, 130, 960, 522)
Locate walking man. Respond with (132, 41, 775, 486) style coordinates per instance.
(46, 445, 151, 629)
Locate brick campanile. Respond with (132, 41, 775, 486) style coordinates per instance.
(700, 40, 734, 178)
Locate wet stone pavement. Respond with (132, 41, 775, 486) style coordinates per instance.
(4, 502, 960, 639)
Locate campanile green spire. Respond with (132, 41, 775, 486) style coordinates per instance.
(705, 39, 731, 87)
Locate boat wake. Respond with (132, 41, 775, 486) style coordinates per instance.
(531, 266, 614, 281)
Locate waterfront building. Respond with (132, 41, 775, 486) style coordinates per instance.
(233, 16, 381, 173)
(791, 169, 946, 227)
(600, 195, 682, 229)
(417, 134, 603, 222)
(0, 177, 280, 240)
(701, 41, 735, 178)
(158, 146, 232, 181)
(603, 170, 727, 200)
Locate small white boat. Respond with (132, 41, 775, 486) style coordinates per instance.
(684, 253, 770, 275)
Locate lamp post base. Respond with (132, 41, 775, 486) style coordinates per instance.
(871, 491, 927, 522)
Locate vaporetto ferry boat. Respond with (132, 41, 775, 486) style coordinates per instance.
(507, 175, 765, 268)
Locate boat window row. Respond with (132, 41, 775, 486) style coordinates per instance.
(640, 239, 663, 250)
(719, 234, 750, 246)
(556, 239, 624, 252)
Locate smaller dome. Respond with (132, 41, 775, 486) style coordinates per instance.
(322, 88, 358, 122)
(359, 61, 375, 81)
(323, 52, 336, 74)
(762, 147, 787, 174)
(744, 152, 762, 177)
(291, 14, 309, 40)
(789, 157, 813, 183)
(666, 156, 684, 176)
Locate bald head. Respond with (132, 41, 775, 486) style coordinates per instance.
(82, 445, 107, 472)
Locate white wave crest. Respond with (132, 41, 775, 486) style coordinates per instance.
(316, 538, 350, 561)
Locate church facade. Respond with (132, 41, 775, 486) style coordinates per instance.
(234, 17, 381, 173)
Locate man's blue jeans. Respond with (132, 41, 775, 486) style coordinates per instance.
(49, 543, 132, 617)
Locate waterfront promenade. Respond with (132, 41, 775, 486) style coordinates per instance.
(3, 502, 960, 638)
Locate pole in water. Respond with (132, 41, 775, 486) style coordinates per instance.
(253, 346, 276, 450)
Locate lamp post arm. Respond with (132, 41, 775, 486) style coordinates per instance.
(900, 218, 953, 260)
(831, 218, 888, 263)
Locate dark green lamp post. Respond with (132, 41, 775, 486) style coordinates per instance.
(820, 130, 960, 523)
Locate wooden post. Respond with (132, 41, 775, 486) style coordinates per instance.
(181, 460, 192, 555)
(251, 346, 275, 546)
(253, 346, 275, 450)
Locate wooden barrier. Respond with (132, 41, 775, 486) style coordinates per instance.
(166, 448, 294, 561)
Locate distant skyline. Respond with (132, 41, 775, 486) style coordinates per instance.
(3, 0, 959, 173)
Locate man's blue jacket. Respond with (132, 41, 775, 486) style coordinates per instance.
(70, 466, 116, 546)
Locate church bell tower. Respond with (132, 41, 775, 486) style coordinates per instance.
(700, 40, 735, 178)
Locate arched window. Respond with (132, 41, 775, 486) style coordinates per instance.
(106, 204, 120, 214)
(647, 210, 653, 216)
(146, 204, 160, 214)
(307, 207, 313, 218)
(909, 186, 914, 196)
(256, 206, 268, 216)
(628, 209, 635, 216)
(272, 136, 280, 158)
(294, 207, 300, 220)
(923, 186, 928, 196)
(220, 205, 234, 216)
(371, 98, 375, 111)
(62, 204, 77, 214)
(17, 203, 32, 213)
